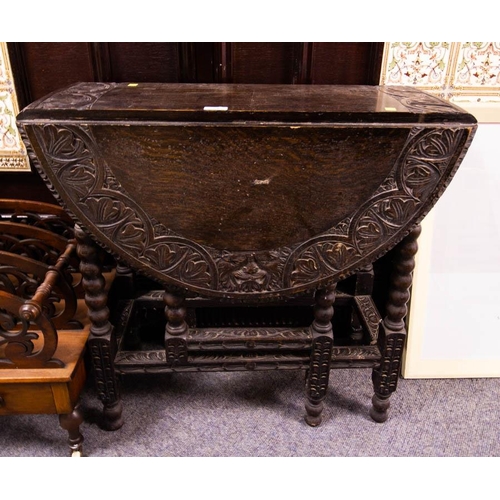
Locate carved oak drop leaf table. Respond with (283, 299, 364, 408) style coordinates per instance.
(17, 83, 476, 430)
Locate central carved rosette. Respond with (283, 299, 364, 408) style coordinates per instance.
(218, 252, 284, 293)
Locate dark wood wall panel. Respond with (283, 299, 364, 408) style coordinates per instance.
(179, 43, 219, 83)
(310, 43, 383, 84)
(230, 43, 296, 83)
(0, 171, 58, 204)
(20, 43, 95, 102)
(4, 42, 385, 205)
(106, 43, 181, 82)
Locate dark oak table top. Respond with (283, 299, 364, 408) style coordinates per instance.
(17, 83, 477, 299)
(18, 82, 476, 123)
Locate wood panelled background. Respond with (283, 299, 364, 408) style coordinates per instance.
(2, 42, 383, 202)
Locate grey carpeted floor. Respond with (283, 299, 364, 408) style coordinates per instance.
(1, 369, 499, 457)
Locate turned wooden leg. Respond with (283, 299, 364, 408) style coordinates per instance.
(370, 224, 421, 423)
(164, 289, 189, 366)
(305, 284, 336, 427)
(75, 224, 123, 431)
(59, 402, 84, 457)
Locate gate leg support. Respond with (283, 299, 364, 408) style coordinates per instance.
(305, 284, 336, 427)
(370, 225, 421, 423)
(75, 224, 123, 431)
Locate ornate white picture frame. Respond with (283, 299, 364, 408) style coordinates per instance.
(0, 42, 30, 171)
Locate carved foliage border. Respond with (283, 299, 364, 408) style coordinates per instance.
(284, 125, 467, 288)
(28, 124, 218, 292)
(25, 122, 469, 297)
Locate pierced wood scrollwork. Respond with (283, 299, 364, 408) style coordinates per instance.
(0, 222, 70, 266)
(0, 261, 39, 299)
(22, 121, 471, 298)
(0, 251, 78, 330)
(0, 229, 80, 369)
(0, 200, 75, 239)
(0, 290, 62, 368)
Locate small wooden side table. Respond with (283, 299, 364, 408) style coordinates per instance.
(0, 200, 88, 456)
(0, 327, 88, 456)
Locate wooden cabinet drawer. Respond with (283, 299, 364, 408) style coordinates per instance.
(0, 383, 57, 415)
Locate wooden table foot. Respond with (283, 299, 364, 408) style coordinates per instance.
(59, 402, 84, 457)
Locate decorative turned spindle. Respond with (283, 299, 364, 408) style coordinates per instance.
(75, 224, 123, 431)
(370, 224, 421, 423)
(164, 290, 189, 366)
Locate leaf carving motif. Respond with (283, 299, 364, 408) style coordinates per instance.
(412, 130, 457, 161)
(60, 165, 97, 198)
(291, 242, 357, 287)
(37, 125, 98, 198)
(355, 211, 386, 251)
(85, 196, 146, 253)
(86, 197, 130, 225)
(291, 256, 320, 286)
(375, 197, 417, 226)
(144, 244, 177, 270)
(401, 128, 463, 199)
(116, 222, 146, 253)
(43, 126, 90, 163)
(287, 128, 465, 289)
(144, 243, 212, 288)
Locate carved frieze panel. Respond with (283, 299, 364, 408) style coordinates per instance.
(20, 120, 472, 299)
(284, 126, 468, 289)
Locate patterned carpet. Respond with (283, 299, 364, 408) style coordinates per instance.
(1, 368, 499, 458)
